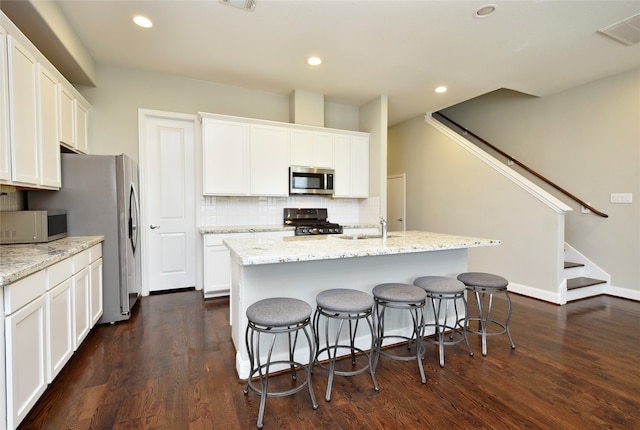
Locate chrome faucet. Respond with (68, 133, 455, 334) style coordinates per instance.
(380, 217, 387, 239)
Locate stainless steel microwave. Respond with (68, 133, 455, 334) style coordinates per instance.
(289, 166, 335, 195)
(0, 210, 68, 244)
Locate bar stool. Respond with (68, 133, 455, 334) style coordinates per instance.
(457, 272, 516, 356)
(313, 288, 379, 401)
(244, 297, 318, 428)
(372, 283, 428, 384)
(413, 276, 473, 367)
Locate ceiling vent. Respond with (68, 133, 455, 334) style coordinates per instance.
(220, 0, 256, 11)
(598, 12, 640, 46)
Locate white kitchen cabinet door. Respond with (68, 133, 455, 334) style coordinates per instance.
(7, 35, 39, 186)
(203, 232, 250, 298)
(312, 132, 335, 168)
(47, 277, 73, 383)
(72, 266, 90, 350)
(38, 64, 61, 188)
(90, 256, 103, 326)
(333, 135, 352, 198)
(5, 295, 47, 430)
(202, 118, 249, 195)
(75, 98, 89, 153)
(333, 134, 369, 198)
(351, 135, 369, 198)
(0, 25, 11, 182)
(249, 124, 289, 196)
(290, 129, 334, 169)
(58, 85, 74, 148)
(290, 129, 314, 167)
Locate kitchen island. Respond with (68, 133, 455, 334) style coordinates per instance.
(224, 230, 499, 379)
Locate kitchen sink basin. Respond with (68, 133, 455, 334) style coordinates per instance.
(338, 234, 397, 240)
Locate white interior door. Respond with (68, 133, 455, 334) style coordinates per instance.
(387, 174, 406, 232)
(140, 111, 196, 293)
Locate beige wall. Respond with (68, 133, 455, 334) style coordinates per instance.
(78, 64, 361, 161)
(388, 117, 565, 299)
(439, 70, 640, 294)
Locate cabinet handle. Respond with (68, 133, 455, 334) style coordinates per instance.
(150, 224, 160, 229)
(396, 218, 403, 222)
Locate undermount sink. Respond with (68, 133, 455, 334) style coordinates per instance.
(338, 234, 396, 240)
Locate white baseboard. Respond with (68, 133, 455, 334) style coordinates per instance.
(606, 285, 640, 301)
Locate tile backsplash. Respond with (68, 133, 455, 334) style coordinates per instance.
(200, 195, 380, 227)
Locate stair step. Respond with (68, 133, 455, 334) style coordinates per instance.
(567, 277, 606, 290)
(564, 261, 584, 269)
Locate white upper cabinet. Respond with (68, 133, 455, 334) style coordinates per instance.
(1, 12, 91, 190)
(249, 124, 290, 196)
(7, 35, 40, 186)
(38, 65, 61, 188)
(74, 98, 89, 154)
(290, 129, 334, 168)
(333, 134, 369, 198)
(202, 117, 250, 195)
(201, 112, 369, 198)
(58, 85, 74, 147)
(1, 25, 11, 183)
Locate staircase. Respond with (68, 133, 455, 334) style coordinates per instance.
(564, 243, 609, 302)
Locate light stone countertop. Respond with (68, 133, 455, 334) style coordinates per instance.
(0, 236, 104, 287)
(199, 224, 379, 235)
(224, 230, 500, 266)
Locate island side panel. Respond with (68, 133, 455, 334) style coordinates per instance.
(230, 248, 468, 379)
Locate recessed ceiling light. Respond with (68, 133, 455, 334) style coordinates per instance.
(474, 4, 497, 19)
(133, 15, 153, 28)
(435, 86, 447, 93)
(307, 57, 322, 66)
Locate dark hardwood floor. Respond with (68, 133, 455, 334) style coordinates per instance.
(17, 289, 640, 429)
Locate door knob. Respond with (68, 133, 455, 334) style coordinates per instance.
(396, 218, 403, 222)
(150, 224, 160, 229)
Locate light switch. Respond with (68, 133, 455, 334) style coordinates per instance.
(610, 193, 633, 203)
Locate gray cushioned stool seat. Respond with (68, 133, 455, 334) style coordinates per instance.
(372, 283, 427, 384)
(413, 276, 473, 367)
(413, 276, 466, 294)
(456, 271, 515, 356)
(244, 297, 317, 428)
(372, 283, 428, 302)
(313, 288, 378, 401)
(316, 288, 374, 313)
(457, 272, 508, 289)
(246, 297, 312, 327)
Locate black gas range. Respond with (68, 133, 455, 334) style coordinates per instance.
(284, 208, 344, 236)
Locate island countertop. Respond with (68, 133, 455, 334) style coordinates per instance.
(224, 230, 500, 266)
(0, 236, 104, 287)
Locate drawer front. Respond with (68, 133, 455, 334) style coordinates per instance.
(47, 258, 73, 290)
(4, 269, 47, 315)
(89, 244, 102, 262)
(73, 249, 90, 273)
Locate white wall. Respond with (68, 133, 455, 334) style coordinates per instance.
(388, 115, 568, 300)
(439, 70, 640, 295)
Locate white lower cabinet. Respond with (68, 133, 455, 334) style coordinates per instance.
(72, 250, 91, 350)
(5, 294, 47, 430)
(2, 242, 102, 430)
(89, 247, 103, 326)
(47, 277, 73, 382)
(203, 230, 294, 298)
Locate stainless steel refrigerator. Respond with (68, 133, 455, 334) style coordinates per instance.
(29, 153, 141, 324)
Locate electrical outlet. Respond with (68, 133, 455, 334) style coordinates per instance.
(610, 193, 632, 203)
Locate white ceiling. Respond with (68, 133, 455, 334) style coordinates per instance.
(10, 1, 640, 125)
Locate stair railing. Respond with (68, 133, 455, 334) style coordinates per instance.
(434, 112, 608, 218)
